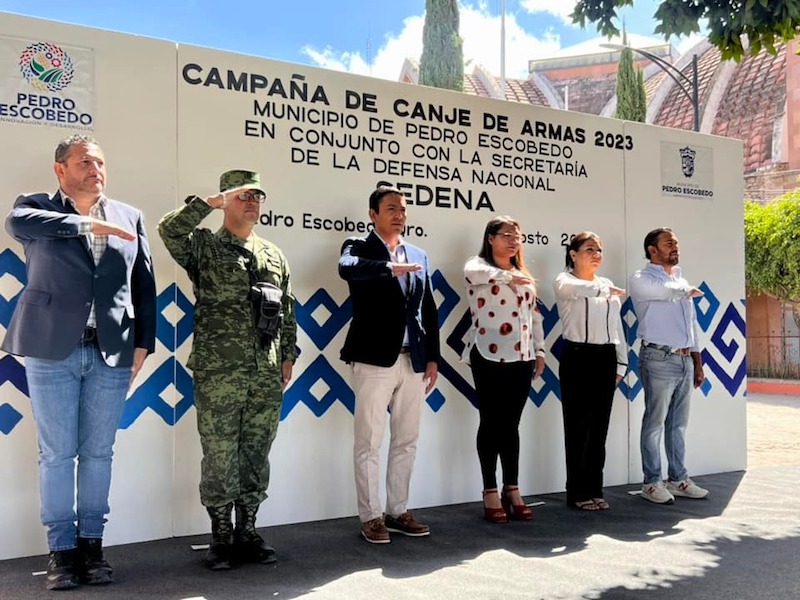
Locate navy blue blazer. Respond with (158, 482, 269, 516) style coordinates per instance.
(1, 191, 157, 367)
(338, 231, 440, 373)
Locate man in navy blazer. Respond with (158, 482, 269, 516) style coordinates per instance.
(2, 134, 156, 590)
(339, 184, 439, 544)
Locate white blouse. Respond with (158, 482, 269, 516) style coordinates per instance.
(461, 256, 546, 363)
(553, 271, 628, 377)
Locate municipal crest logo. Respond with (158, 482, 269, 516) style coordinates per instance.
(680, 146, 696, 178)
(18, 42, 75, 92)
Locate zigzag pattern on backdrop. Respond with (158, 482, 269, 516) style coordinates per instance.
(0, 244, 746, 435)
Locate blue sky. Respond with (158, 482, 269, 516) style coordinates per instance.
(0, 1, 702, 80)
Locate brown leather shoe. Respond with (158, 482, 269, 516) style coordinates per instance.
(361, 517, 390, 544)
(384, 511, 430, 537)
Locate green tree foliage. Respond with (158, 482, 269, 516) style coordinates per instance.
(419, 0, 464, 91)
(744, 195, 800, 304)
(571, 0, 800, 61)
(614, 31, 647, 121)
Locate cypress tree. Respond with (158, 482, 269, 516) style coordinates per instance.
(615, 30, 647, 122)
(419, 0, 464, 91)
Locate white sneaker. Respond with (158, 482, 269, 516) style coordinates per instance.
(641, 481, 675, 504)
(666, 478, 709, 499)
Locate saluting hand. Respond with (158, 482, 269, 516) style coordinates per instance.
(391, 263, 422, 277)
(510, 275, 534, 289)
(91, 218, 135, 240)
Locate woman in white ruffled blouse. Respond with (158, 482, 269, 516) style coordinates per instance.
(554, 231, 627, 511)
(462, 216, 545, 523)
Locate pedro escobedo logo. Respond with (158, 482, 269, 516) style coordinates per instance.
(680, 146, 696, 178)
(18, 42, 75, 92)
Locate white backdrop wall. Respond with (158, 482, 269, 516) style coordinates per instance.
(0, 13, 746, 560)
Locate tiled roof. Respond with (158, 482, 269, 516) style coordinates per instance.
(712, 45, 786, 172)
(501, 77, 549, 105)
(550, 75, 617, 115)
(654, 47, 722, 130)
(463, 73, 490, 97)
(430, 42, 789, 175)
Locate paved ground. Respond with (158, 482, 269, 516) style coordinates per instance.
(745, 391, 800, 469)
(0, 391, 797, 600)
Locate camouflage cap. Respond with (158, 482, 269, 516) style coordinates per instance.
(219, 169, 265, 194)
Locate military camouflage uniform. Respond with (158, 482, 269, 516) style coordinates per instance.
(158, 196, 297, 509)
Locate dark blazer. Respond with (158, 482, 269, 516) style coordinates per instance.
(338, 231, 440, 373)
(1, 191, 157, 367)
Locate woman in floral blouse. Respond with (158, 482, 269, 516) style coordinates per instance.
(462, 216, 545, 523)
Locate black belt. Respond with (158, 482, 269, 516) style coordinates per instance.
(644, 342, 690, 356)
(81, 327, 97, 342)
(399, 346, 411, 354)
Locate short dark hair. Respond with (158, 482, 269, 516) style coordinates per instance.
(54, 134, 99, 163)
(643, 227, 673, 260)
(564, 231, 602, 269)
(369, 182, 403, 212)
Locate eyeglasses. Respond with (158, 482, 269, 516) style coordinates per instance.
(237, 191, 266, 203)
(495, 232, 524, 243)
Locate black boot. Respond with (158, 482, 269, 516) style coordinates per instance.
(45, 549, 79, 590)
(76, 537, 113, 585)
(204, 503, 234, 570)
(233, 503, 277, 564)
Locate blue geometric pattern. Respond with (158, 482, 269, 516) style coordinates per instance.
(429, 269, 470, 411)
(620, 297, 638, 346)
(280, 354, 354, 419)
(694, 281, 721, 332)
(0, 402, 23, 435)
(618, 348, 642, 401)
(701, 302, 747, 396)
(0, 355, 28, 436)
(426, 389, 446, 412)
(119, 357, 194, 429)
(0, 248, 26, 328)
(296, 289, 352, 351)
(432, 270, 460, 328)
(0, 238, 749, 433)
(624, 281, 745, 401)
(530, 363, 560, 407)
(538, 298, 561, 338)
(156, 283, 194, 351)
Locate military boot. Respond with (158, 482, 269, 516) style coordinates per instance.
(204, 503, 234, 570)
(45, 549, 79, 590)
(76, 537, 113, 585)
(233, 503, 277, 564)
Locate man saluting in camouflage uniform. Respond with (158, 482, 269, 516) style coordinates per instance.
(158, 170, 297, 570)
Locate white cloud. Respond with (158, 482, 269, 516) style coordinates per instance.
(301, 4, 561, 82)
(301, 14, 424, 80)
(520, 0, 577, 24)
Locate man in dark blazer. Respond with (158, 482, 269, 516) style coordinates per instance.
(339, 185, 439, 544)
(2, 134, 157, 590)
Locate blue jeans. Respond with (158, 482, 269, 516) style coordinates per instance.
(639, 345, 692, 484)
(26, 340, 130, 551)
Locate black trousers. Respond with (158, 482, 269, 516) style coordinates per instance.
(558, 341, 617, 504)
(470, 347, 534, 490)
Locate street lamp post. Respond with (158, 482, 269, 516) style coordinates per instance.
(601, 43, 699, 132)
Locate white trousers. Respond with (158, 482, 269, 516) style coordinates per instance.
(351, 356, 425, 522)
